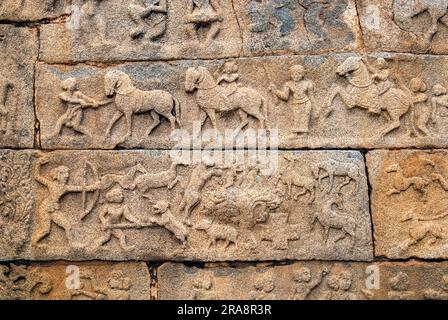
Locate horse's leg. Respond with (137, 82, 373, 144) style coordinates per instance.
(206, 109, 218, 130)
(120, 111, 133, 143)
(323, 84, 353, 117)
(105, 111, 123, 137)
(236, 110, 250, 135)
(146, 110, 161, 136)
(381, 111, 403, 137)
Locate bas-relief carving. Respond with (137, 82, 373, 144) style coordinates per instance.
(0, 151, 34, 260)
(40, 0, 242, 63)
(368, 150, 448, 259)
(0, 262, 151, 300)
(358, 0, 448, 54)
(0, 25, 36, 148)
(158, 262, 448, 300)
(0, 0, 66, 21)
(236, 0, 359, 55)
(10, 150, 371, 261)
(37, 54, 448, 150)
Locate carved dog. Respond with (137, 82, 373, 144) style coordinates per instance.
(135, 163, 181, 194)
(195, 218, 238, 249)
(386, 163, 429, 195)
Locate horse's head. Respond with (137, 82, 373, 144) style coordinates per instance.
(104, 70, 129, 97)
(336, 57, 362, 77)
(185, 67, 201, 93)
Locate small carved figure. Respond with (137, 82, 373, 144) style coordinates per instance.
(270, 65, 316, 135)
(184, 0, 224, 44)
(387, 272, 416, 300)
(217, 61, 240, 102)
(299, 0, 349, 41)
(393, 0, 448, 49)
(289, 266, 329, 300)
(50, 78, 108, 140)
(325, 270, 356, 300)
(185, 66, 268, 133)
(431, 84, 448, 124)
(323, 57, 412, 137)
(312, 196, 356, 245)
(312, 159, 362, 195)
(386, 163, 429, 196)
(104, 70, 181, 145)
(99, 163, 148, 191)
(128, 0, 168, 40)
(78, 0, 109, 44)
(363, 58, 394, 100)
(250, 274, 276, 300)
(96, 187, 141, 250)
(148, 200, 189, 244)
(423, 275, 448, 300)
(276, 155, 316, 203)
(33, 155, 100, 245)
(0, 74, 13, 134)
(178, 161, 223, 226)
(191, 275, 216, 300)
(107, 270, 132, 300)
(70, 270, 107, 300)
(195, 218, 237, 249)
(409, 77, 431, 136)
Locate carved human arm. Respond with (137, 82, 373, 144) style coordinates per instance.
(33, 157, 51, 187)
(123, 205, 142, 227)
(270, 83, 290, 101)
(431, 97, 439, 124)
(76, 92, 100, 108)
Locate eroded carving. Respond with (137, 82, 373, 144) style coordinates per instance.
(128, 0, 168, 41)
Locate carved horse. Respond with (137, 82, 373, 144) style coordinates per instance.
(104, 70, 181, 143)
(393, 0, 448, 43)
(185, 66, 268, 133)
(323, 57, 412, 137)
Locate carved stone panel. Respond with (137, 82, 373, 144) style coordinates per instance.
(234, 0, 361, 56)
(0, 0, 67, 21)
(158, 261, 448, 300)
(0, 262, 151, 300)
(367, 149, 448, 259)
(0, 25, 36, 148)
(39, 0, 242, 63)
(358, 0, 448, 54)
(0, 149, 371, 261)
(37, 54, 448, 150)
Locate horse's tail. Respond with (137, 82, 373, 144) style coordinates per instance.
(173, 97, 182, 128)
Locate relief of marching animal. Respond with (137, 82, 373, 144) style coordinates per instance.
(104, 70, 181, 145)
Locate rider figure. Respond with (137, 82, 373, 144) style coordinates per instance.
(217, 61, 240, 111)
(363, 57, 393, 114)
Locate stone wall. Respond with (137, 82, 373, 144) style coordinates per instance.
(1, 0, 448, 300)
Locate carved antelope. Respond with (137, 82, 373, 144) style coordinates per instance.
(276, 155, 316, 204)
(312, 196, 357, 245)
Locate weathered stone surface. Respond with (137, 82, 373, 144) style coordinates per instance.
(159, 261, 448, 300)
(0, 149, 371, 261)
(234, 0, 360, 56)
(367, 149, 448, 259)
(39, 0, 242, 63)
(358, 0, 448, 54)
(37, 54, 448, 150)
(0, 25, 36, 148)
(0, 262, 151, 300)
(0, 0, 67, 21)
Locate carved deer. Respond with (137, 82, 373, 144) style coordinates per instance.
(276, 155, 316, 204)
(312, 196, 356, 245)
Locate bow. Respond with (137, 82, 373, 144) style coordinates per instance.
(80, 161, 100, 220)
